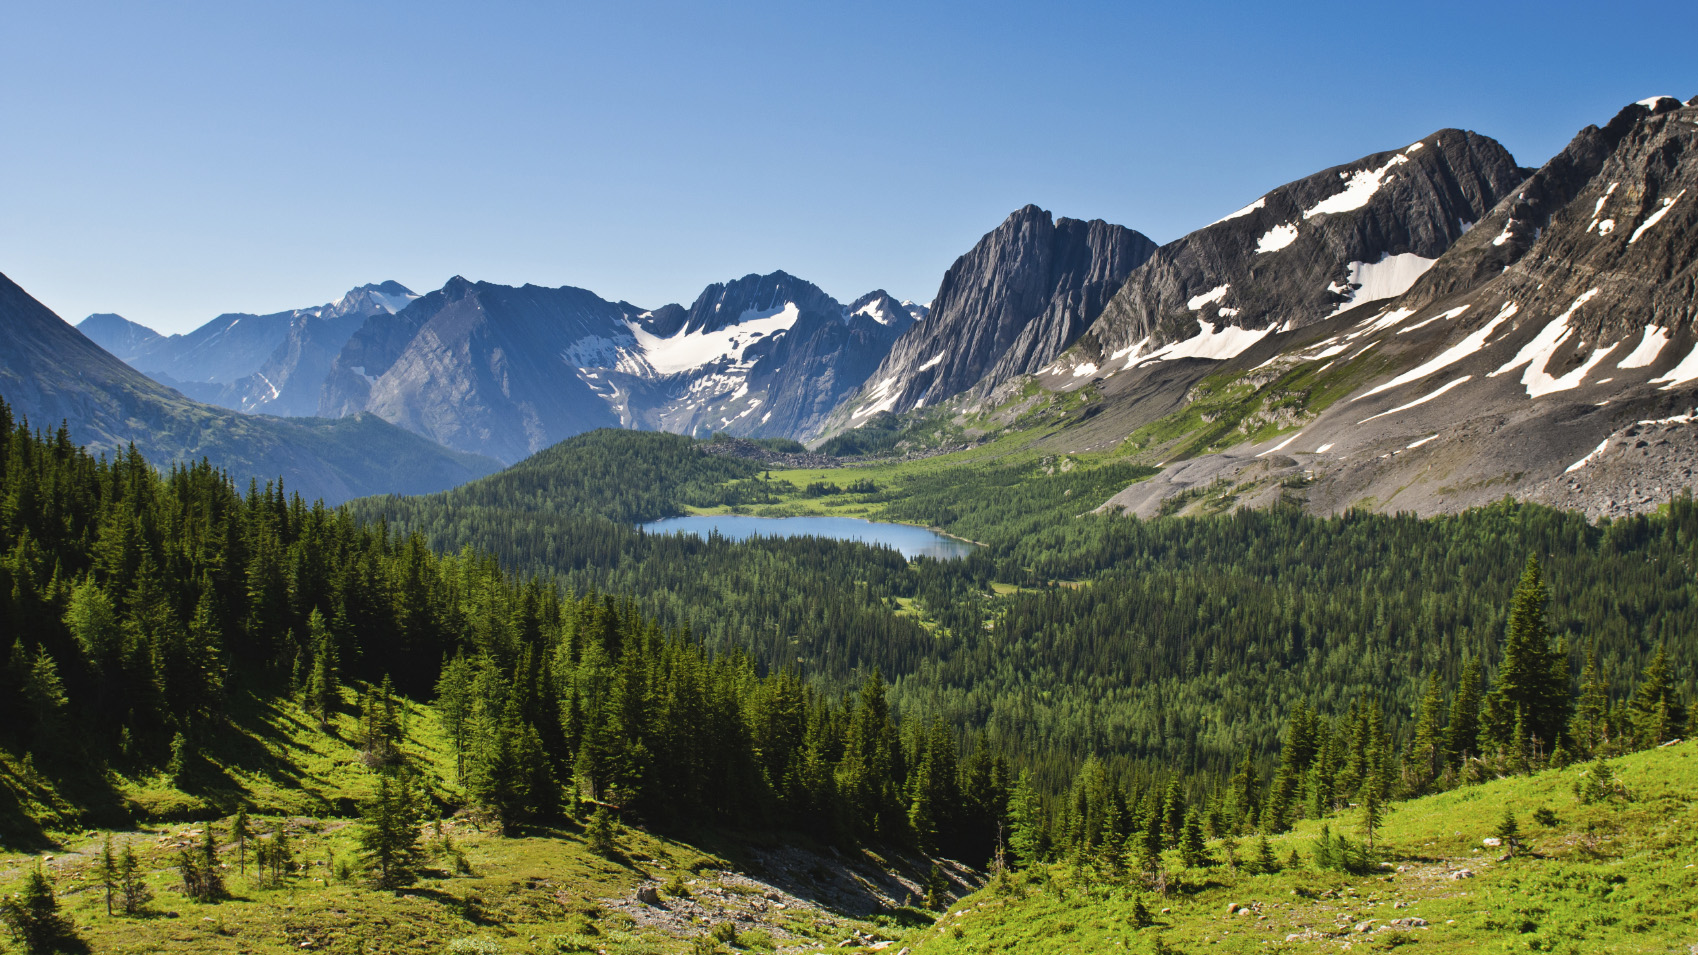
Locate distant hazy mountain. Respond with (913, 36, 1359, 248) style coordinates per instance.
(314, 271, 911, 461)
(6, 273, 497, 504)
(78, 281, 419, 415)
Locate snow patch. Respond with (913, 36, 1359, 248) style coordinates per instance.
(1210, 197, 1266, 226)
(1637, 95, 1679, 109)
(1650, 343, 1698, 389)
(1256, 432, 1301, 457)
(1188, 284, 1230, 311)
(1072, 362, 1099, 378)
(1586, 183, 1620, 232)
(1327, 253, 1436, 316)
(1303, 153, 1409, 218)
(1406, 434, 1440, 449)
(1597, 219, 1616, 236)
(1358, 376, 1472, 423)
(1618, 326, 1670, 369)
(1316, 443, 1334, 453)
(1255, 222, 1299, 254)
(632, 302, 802, 375)
(1491, 219, 1516, 246)
(1356, 301, 1518, 400)
(1488, 289, 1602, 397)
(1109, 337, 1150, 362)
(1128, 320, 1271, 368)
(1628, 189, 1686, 244)
(917, 353, 945, 371)
(1218, 307, 1240, 318)
(1399, 304, 1471, 336)
(1566, 438, 1611, 473)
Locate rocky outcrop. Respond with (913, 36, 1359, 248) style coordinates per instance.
(832, 206, 1155, 425)
(1066, 130, 1527, 370)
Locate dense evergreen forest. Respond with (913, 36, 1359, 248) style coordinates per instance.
(348, 430, 1695, 790)
(0, 401, 1003, 859)
(3, 408, 1691, 872)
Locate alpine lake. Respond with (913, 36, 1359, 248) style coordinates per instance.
(641, 514, 977, 560)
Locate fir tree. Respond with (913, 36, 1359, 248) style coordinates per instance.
(1179, 809, 1208, 868)
(1569, 642, 1611, 757)
(117, 844, 150, 915)
(586, 805, 618, 857)
(1494, 807, 1522, 857)
(1405, 671, 1447, 792)
(96, 834, 117, 916)
(1628, 644, 1686, 747)
(1007, 770, 1046, 867)
(305, 609, 339, 727)
(229, 809, 252, 876)
(0, 865, 78, 955)
(1252, 834, 1278, 873)
(357, 771, 425, 889)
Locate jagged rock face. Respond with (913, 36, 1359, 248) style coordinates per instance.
(0, 272, 498, 503)
(320, 277, 643, 464)
(835, 206, 1155, 424)
(1085, 96, 1698, 519)
(1066, 130, 1526, 374)
(593, 275, 911, 441)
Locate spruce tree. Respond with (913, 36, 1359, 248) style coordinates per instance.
(305, 609, 338, 728)
(1007, 770, 1046, 867)
(357, 771, 425, 889)
(118, 843, 151, 915)
(1480, 556, 1569, 754)
(1405, 671, 1447, 792)
(1179, 809, 1208, 868)
(1569, 642, 1611, 757)
(1629, 644, 1686, 747)
(96, 834, 117, 916)
(1444, 654, 1484, 768)
(1253, 834, 1278, 873)
(0, 865, 78, 955)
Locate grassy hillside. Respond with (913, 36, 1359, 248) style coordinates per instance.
(0, 688, 969, 955)
(904, 740, 1698, 954)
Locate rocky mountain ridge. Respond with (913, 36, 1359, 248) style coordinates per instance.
(3, 273, 498, 503)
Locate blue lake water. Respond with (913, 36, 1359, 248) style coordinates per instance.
(641, 515, 977, 560)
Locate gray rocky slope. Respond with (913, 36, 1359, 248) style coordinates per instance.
(1044, 96, 1698, 519)
(2, 272, 498, 503)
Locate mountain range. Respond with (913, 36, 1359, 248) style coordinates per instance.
(31, 93, 1698, 517)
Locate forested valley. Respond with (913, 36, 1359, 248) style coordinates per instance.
(1, 408, 1692, 894)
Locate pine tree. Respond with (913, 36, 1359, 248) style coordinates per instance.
(1444, 654, 1484, 769)
(229, 809, 252, 876)
(0, 865, 78, 954)
(1179, 809, 1208, 868)
(1007, 770, 1047, 867)
(1629, 644, 1686, 747)
(357, 771, 425, 889)
(118, 844, 151, 915)
(1405, 671, 1447, 792)
(96, 834, 117, 916)
(1480, 556, 1569, 755)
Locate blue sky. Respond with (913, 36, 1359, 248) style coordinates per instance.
(4, 1, 1694, 334)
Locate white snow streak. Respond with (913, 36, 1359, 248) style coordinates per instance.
(1303, 153, 1409, 218)
(1256, 432, 1302, 457)
(1488, 289, 1602, 397)
(1617, 326, 1670, 369)
(1650, 343, 1698, 389)
(1126, 320, 1271, 368)
(917, 353, 945, 371)
(1358, 376, 1472, 423)
(1566, 438, 1611, 473)
(1355, 302, 1518, 400)
(1398, 304, 1472, 336)
(1629, 189, 1686, 244)
(1406, 434, 1440, 449)
(1209, 197, 1266, 226)
(1072, 362, 1099, 378)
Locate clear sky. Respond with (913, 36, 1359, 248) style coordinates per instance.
(4, 0, 1694, 334)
